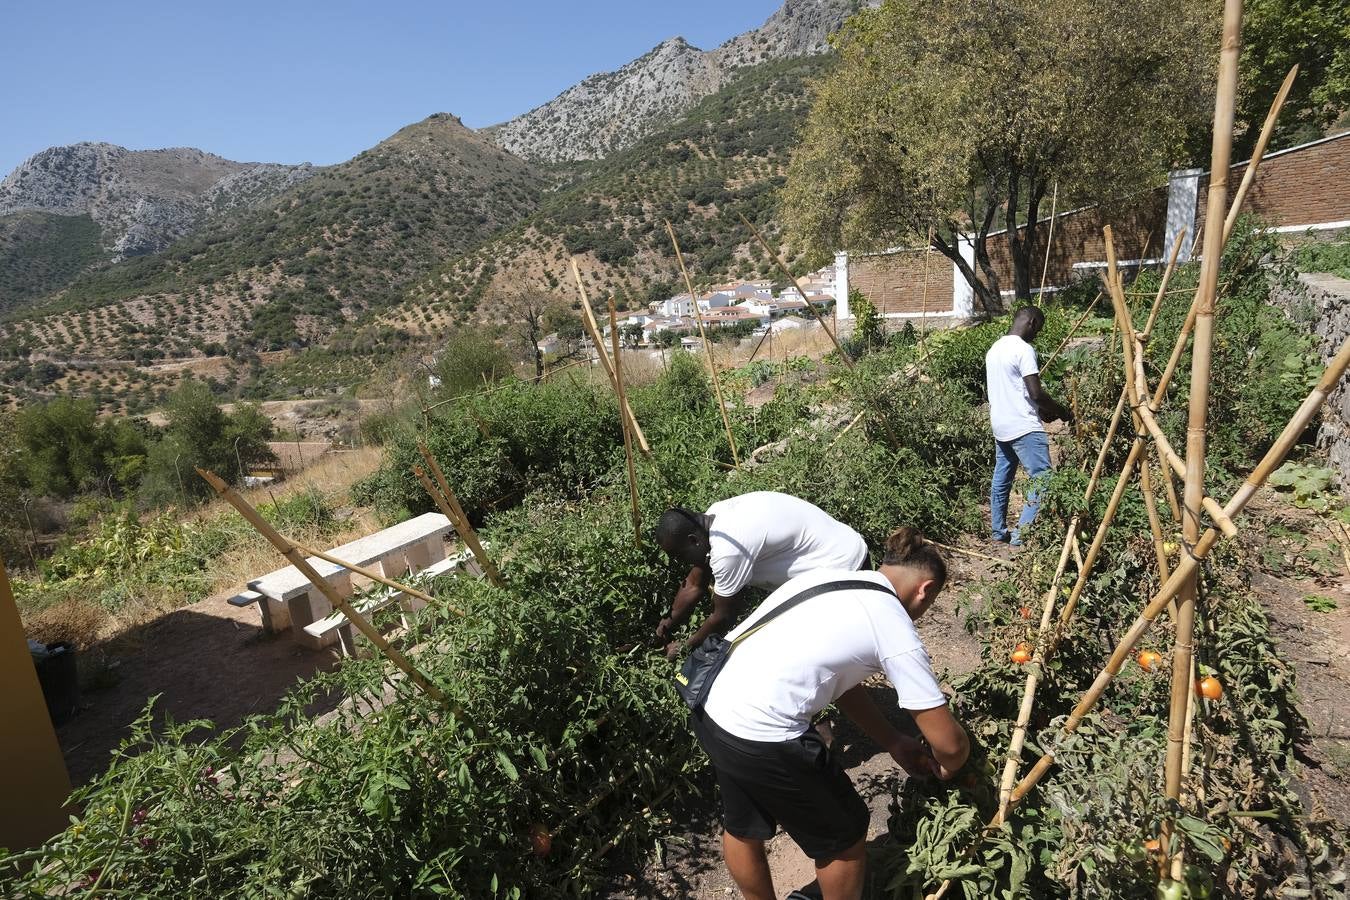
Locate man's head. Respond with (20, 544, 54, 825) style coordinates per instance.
(655, 507, 711, 567)
(1009, 306, 1045, 342)
(879, 526, 948, 620)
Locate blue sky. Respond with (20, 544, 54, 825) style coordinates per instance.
(1, 0, 781, 175)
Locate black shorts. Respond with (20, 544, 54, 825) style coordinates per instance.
(693, 713, 868, 862)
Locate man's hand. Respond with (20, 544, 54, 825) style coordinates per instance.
(886, 734, 933, 779)
(655, 617, 674, 642)
(664, 641, 683, 662)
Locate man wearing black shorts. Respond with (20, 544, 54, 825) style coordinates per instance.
(692, 529, 970, 899)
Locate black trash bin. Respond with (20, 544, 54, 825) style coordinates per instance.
(31, 641, 79, 726)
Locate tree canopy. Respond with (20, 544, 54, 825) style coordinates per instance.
(1236, 0, 1350, 157)
(782, 0, 1216, 315)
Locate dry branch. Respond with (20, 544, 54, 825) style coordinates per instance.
(665, 221, 741, 468)
(414, 445, 504, 588)
(608, 298, 644, 546)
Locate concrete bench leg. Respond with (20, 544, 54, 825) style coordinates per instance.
(336, 623, 356, 658)
(292, 573, 352, 651)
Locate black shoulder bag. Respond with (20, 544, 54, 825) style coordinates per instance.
(674, 579, 895, 712)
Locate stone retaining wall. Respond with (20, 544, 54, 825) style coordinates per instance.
(1290, 273, 1350, 481)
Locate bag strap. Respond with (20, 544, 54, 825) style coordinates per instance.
(729, 579, 896, 648)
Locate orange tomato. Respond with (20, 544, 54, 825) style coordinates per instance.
(1011, 643, 1033, 665)
(1196, 676, 1223, 700)
(1137, 650, 1162, 672)
(1144, 838, 1161, 853)
(529, 822, 552, 857)
(1019, 606, 1032, 620)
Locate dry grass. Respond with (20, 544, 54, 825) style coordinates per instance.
(24, 597, 108, 649)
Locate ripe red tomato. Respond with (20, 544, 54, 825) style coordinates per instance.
(529, 822, 552, 857)
(1196, 676, 1223, 700)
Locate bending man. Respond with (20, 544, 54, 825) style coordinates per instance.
(654, 491, 868, 659)
(693, 527, 970, 900)
(984, 306, 1072, 545)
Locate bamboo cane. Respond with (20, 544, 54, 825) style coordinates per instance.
(928, 334, 1350, 900)
(287, 541, 460, 615)
(570, 260, 652, 456)
(1166, 1, 1241, 877)
(996, 385, 1128, 815)
(609, 298, 643, 547)
(1141, 229, 1189, 343)
(197, 468, 446, 702)
(1040, 291, 1103, 372)
(1153, 65, 1298, 405)
(919, 225, 935, 355)
(1037, 182, 1060, 299)
(414, 445, 504, 588)
(665, 221, 741, 469)
(1222, 64, 1299, 244)
(1139, 448, 1172, 588)
(827, 410, 867, 452)
(928, 541, 1015, 569)
(738, 213, 850, 362)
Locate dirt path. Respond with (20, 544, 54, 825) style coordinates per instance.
(58, 589, 340, 786)
(1240, 496, 1350, 830)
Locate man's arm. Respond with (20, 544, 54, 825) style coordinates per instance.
(911, 704, 971, 779)
(656, 565, 710, 641)
(666, 589, 741, 660)
(834, 686, 931, 777)
(1024, 373, 1073, 424)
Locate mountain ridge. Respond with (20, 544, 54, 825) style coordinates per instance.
(0, 142, 317, 259)
(483, 0, 873, 163)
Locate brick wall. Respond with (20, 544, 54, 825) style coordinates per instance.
(984, 192, 1168, 289)
(1195, 132, 1350, 237)
(843, 132, 1350, 315)
(849, 248, 954, 315)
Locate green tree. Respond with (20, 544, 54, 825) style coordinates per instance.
(1236, 0, 1350, 156)
(139, 381, 275, 507)
(850, 289, 884, 351)
(14, 397, 107, 497)
(783, 0, 1215, 315)
(434, 327, 515, 396)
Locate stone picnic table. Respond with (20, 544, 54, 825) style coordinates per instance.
(241, 512, 453, 649)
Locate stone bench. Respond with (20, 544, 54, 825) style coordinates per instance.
(301, 547, 484, 656)
(246, 512, 454, 650)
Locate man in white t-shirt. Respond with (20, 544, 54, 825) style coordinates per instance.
(692, 532, 969, 900)
(654, 491, 869, 660)
(984, 306, 1072, 545)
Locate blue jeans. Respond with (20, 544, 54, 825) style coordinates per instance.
(991, 431, 1051, 545)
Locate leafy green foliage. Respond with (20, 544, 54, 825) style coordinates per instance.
(138, 380, 275, 508)
(1269, 461, 1337, 510)
(13, 397, 148, 498)
(782, 0, 1215, 312)
(1292, 238, 1350, 279)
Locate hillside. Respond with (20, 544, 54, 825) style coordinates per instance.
(484, 0, 872, 163)
(0, 143, 316, 305)
(395, 55, 832, 336)
(0, 115, 545, 405)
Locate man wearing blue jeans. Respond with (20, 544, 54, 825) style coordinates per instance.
(985, 307, 1073, 545)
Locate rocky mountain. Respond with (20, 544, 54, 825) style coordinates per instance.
(484, 0, 874, 163)
(0, 114, 545, 377)
(0, 143, 316, 259)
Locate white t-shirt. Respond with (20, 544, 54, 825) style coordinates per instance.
(703, 569, 948, 742)
(985, 334, 1043, 442)
(705, 492, 869, 598)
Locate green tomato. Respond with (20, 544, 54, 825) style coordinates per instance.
(1184, 864, 1214, 899)
(1122, 843, 1147, 864)
(1157, 879, 1184, 900)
